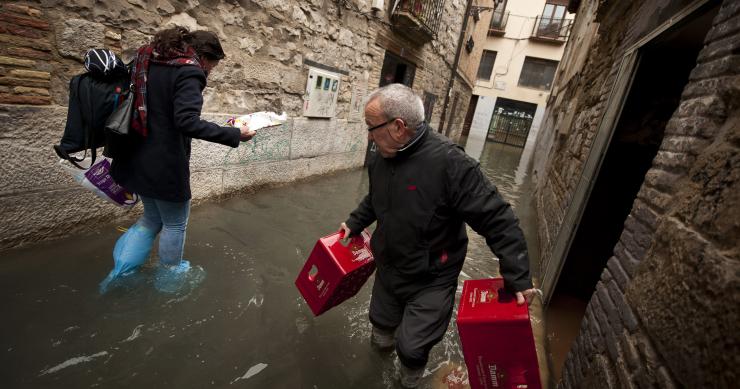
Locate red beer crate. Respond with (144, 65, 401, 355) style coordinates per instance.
(295, 230, 375, 316)
(456, 278, 541, 389)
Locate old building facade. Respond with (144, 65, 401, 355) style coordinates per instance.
(532, 0, 738, 387)
(0, 0, 480, 250)
(465, 0, 574, 159)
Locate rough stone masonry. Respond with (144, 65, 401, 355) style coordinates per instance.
(532, 0, 739, 387)
(0, 0, 474, 250)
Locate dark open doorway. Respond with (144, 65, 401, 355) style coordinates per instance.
(546, 2, 720, 382)
(379, 51, 416, 87)
(365, 50, 418, 166)
(461, 94, 479, 137)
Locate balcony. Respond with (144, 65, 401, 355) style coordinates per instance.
(487, 10, 509, 36)
(391, 0, 445, 43)
(531, 15, 572, 44)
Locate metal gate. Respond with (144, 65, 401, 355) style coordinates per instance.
(487, 111, 533, 147)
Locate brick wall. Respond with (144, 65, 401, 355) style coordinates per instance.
(0, 4, 52, 105)
(533, 0, 739, 387)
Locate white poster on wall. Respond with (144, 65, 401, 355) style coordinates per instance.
(303, 67, 341, 118)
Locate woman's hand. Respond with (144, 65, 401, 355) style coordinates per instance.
(239, 126, 256, 141)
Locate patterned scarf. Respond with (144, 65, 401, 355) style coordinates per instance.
(130, 44, 204, 137)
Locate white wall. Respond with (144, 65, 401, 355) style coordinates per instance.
(469, 95, 497, 139)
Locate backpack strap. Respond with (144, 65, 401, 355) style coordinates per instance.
(86, 76, 98, 168)
(65, 74, 101, 169)
(65, 75, 92, 169)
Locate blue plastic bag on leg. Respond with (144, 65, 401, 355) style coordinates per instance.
(99, 223, 158, 293)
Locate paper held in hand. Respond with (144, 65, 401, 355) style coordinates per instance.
(226, 111, 287, 131)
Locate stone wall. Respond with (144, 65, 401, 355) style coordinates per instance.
(0, 0, 473, 250)
(533, 0, 739, 387)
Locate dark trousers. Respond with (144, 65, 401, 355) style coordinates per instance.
(369, 278, 457, 369)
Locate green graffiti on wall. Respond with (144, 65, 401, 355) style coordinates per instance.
(222, 124, 291, 165)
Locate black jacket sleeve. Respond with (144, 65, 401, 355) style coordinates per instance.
(346, 194, 376, 235)
(173, 67, 241, 147)
(448, 148, 533, 292)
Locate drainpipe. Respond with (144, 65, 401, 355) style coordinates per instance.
(438, 0, 475, 136)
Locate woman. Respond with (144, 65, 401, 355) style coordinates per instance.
(101, 27, 255, 293)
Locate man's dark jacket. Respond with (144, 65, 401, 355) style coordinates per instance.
(345, 124, 532, 296)
(111, 65, 240, 202)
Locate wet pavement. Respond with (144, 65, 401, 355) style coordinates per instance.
(1, 137, 548, 388)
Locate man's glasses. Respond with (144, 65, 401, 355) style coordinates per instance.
(366, 118, 396, 132)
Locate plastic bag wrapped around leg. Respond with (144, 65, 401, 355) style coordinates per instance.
(154, 260, 206, 294)
(99, 223, 157, 293)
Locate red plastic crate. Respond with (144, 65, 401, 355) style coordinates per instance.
(295, 230, 375, 316)
(456, 278, 541, 389)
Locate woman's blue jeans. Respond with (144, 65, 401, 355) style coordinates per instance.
(138, 196, 191, 265)
(100, 196, 191, 293)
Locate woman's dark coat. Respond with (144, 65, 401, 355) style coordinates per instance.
(111, 64, 240, 202)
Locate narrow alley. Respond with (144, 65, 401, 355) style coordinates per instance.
(1, 139, 540, 388)
(1, 1, 737, 388)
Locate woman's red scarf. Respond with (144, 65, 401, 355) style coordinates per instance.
(130, 44, 203, 137)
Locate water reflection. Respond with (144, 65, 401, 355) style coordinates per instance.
(1, 137, 545, 388)
(459, 137, 535, 268)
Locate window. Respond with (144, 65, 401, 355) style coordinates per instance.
(518, 56, 559, 90)
(423, 91, 437, 122)
(489, 0, 508, 31)
(477, 50, 497, 81)
(538, 1, 568, 38)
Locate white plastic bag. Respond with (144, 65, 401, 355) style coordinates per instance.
(226, 111, 287, 131)
(59, 157, 139, 209)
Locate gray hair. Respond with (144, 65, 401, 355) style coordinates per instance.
(366, 83, 425, 129)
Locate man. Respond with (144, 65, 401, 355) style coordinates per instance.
(339, 84, 536, 388)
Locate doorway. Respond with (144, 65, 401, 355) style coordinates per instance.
(461, 94, 479, 137)
(545, 2, 720, 382)
(365, 50, 418, 166)
(379, 51, 416, 87)
(487, 97, 537, 148)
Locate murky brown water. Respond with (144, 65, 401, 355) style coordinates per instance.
(1, 138, 551, 388)
(544, 295, 587, 383)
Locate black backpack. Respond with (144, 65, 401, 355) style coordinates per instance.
(54, 49, 130, 169)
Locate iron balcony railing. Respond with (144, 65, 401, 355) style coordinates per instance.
(488, 9, 509, 35)
(391, 0, 445, 42)
(532, 15, 572, 42)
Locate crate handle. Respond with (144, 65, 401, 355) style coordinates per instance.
(308, 264, 319, 282)
(338, 230, 362, 249)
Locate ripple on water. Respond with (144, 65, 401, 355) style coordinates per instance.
(38, 351, 109, 376)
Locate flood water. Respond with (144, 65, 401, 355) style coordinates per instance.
(1, 138, 550, 388)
